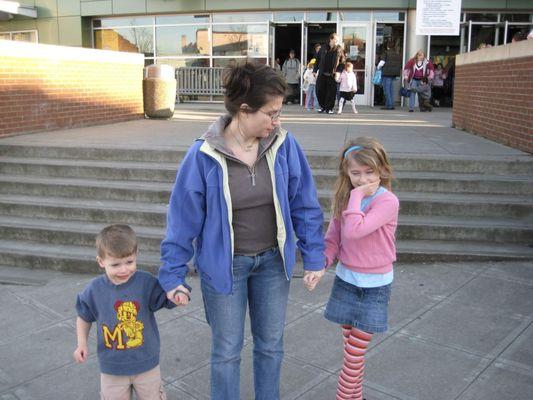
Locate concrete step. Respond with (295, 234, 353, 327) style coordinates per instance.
(0, 174, 172, 203)
(0, 157, 178, 182)
(0, 194, 167, 226)
(0, 237, 531, 275)
(397, 215, 533, 243)
(312, 169, 533, 195)
(0, 215, 164, 251)
(396, 240, 533, 262)
(1, 144, 533, 174)
(0, 239, 161, 274)
(318, 190, 533, 219)
(2, 214, 530, 257)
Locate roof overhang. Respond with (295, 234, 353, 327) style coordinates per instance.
(0, 1, 37, 21)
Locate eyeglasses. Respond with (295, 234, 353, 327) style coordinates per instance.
(258, 109, 282, 121)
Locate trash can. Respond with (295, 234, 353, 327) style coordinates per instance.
(143, 64, 177, 119)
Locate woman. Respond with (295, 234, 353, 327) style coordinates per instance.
(403, 50, 434, 112)
(379, 39, 402, 110)
(314, 33, 343, 114)
(158, 62, 325, 400)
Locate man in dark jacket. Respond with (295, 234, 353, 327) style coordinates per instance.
(379, 40, 402, 110)
(313, 33, 343, 113)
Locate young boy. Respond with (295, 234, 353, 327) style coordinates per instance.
(414, 76, 433, 112)
(73, 224, 189, 399)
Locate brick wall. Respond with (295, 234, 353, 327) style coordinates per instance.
(452, 40, 533, 154)
(0, 40, 144, 137)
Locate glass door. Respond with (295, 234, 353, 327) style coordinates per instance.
(268, 21, 276, 68)
(339, 23, 371, 105)
(300, 22, 308, 105)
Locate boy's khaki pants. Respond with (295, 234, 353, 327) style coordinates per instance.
(100, 365, 166, 400)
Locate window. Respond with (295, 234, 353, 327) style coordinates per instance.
(306, 12, 336, 22)
(0, 30, 37, 43)
(212, 13, 270, 23)
(373, 12, 406, 22)
(156, 25, 209, 56)
(273, 12, 304, 22)
(212, 24, 267, 57)
(94, 27, 154, 57)
(93, 17, 153, 28)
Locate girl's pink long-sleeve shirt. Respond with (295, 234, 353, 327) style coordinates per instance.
(324, 189, 399, 274)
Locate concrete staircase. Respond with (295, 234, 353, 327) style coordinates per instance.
(0, 144, 532, 274)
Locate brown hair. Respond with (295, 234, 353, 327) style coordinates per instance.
(332, 137, 393, 218)
(96, 224, 138, 259)
(222, 61, 288, 116)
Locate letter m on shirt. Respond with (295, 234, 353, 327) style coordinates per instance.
(102, 324, 125, 350)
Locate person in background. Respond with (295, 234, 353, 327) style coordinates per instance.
(432, 63, 445, 107)
(303, 59, 318, 111)
(273, 57, 282, 72)
(314, 33, 343, 114)
(282, 49, 301, 104)
(379, 39, 402, 110)
(413, 77, 432, 112)
(336, 61, 358, 114)
(402, 50, 434, 112)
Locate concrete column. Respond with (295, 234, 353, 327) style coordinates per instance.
(406, 9, 428, 60)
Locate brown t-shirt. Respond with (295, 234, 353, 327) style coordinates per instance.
(227, 155, 278, 255)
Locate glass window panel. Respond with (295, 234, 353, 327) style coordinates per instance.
(501, 14, 533, 23)
(156, 14, 209, 24)
(342, 26, 367, 71)
(94, 28, 154, 57)
(466, 13, 497, 22)
(274, 12, 304, 22)
(156, 25, 209, 56)
(306, 12, 336, 22)
(339, 12, 371, 22)
(373, 12, 406, 22)
(212, 24, 267, 57)
(212, 13, 270, 23)
(471, 25, 496, 50)
(505, 25, 532, 43)
(156, 58, 210, 68)
(95, 17, 153, 28)
(12, 31, 37, 43)
(0, 32, 11, 40)
(213, 58, 266, 68)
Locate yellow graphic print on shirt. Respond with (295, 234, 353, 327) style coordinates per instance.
(102, 300, 144, 350)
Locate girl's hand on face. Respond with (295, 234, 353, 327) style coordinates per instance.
(355, 180, 380, 197)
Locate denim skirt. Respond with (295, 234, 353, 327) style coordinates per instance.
(324, 276, 392, 333)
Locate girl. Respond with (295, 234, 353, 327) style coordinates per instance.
(309, 137, 399, 400)
(337, 62, 358, 114)
(303, 59, 318, 111)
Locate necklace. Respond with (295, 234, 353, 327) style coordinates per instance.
(232, 123, 258, 152)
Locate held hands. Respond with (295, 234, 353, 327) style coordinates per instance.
(355, 180, 380, 197)
(73, 344, 88, 363)
(167, 284, 191, 306)
(303, 269, 326, 291)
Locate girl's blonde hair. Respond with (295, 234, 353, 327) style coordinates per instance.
(332, 137, 393, 218)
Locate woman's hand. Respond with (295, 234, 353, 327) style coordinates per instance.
(166, 285, 191, 306)
(303, 269, 326, 291)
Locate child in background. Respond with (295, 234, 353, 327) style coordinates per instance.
(414, 76, 433, 112)
(303, 59, 318, 111)
(305, 137, 399, 400)
(337, 62, 358, 114)
(74, 224, 187, 400)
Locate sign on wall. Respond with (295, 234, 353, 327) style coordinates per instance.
(416, 0, 462, 36)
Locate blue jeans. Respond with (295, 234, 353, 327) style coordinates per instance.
(305, 84, 318, 109)
(201, 247, 290, 400)
(409, 79, 422, 110)
(382, 76, 395, 109)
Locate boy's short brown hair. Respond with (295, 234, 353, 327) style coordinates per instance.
(96, 224, 138, 259)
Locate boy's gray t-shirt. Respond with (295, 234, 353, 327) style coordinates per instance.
(76, 270, 175, 376)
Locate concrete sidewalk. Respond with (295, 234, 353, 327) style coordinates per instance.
(1, 105, 528, 160)
(1, 260, 532, 400)
(0, 105, 532, 399)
